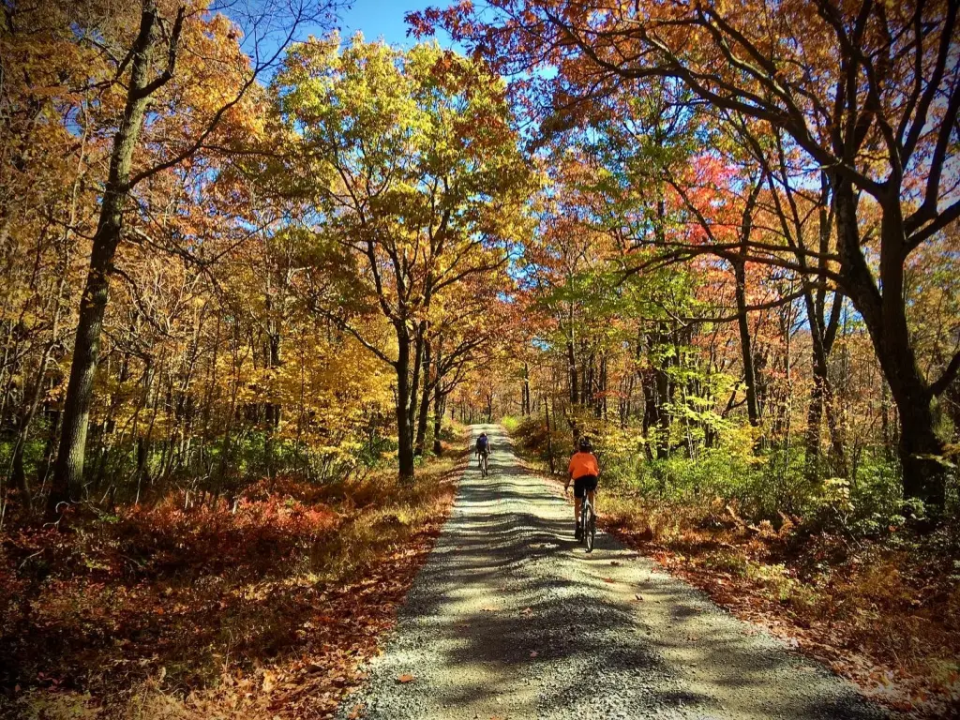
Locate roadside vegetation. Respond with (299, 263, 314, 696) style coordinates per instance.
(1, 437, 463, 720)
(507, 415, 959, 718)
(2, 0, 959, 718)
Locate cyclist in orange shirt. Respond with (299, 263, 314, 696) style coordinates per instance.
(565, 437, 599, 540)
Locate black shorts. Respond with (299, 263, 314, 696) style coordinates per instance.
(573, 475, 598, 498)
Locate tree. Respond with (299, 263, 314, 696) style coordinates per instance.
(416, 0, 960, 510)
(269, 37, 530, 481)
(42, 0, 335, 516)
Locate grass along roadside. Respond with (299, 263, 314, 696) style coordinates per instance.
(0, 443, 465, 720)
(507, 431, 960, 720)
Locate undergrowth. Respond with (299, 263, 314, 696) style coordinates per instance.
(0, 443, 465, 719)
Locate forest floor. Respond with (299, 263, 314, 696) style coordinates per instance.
(504, 452, 960, 719)
(341, 425, 883, 720)
(594, 492, 960, 719)
(0, 446, 463, 719)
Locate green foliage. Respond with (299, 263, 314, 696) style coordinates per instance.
(510, 414, 937, 538)
(500, 415, 521, 433)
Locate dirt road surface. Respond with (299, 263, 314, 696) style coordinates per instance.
(340, 425, 884, 720)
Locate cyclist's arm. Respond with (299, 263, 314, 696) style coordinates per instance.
(565, 456, 576, 491)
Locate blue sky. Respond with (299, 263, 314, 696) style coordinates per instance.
(223, 1, 460, 79)
(339, 0, 449, 46)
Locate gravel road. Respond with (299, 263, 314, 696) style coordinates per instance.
(340, 425, 885, 720)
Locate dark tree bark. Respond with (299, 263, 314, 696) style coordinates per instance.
(414, 339, 432, 456)
(733, 258, 760, 427)
(833, 177, 947, 508)
(522, 362, 530, 415)
(395, 327, 416, 482)
(566, 340, 578, 406)
(432, 386, 445, 456)
(48, 1, 183, 517)
(733, 178, 763, 427)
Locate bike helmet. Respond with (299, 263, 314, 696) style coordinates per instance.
(578, 437, 592, 452)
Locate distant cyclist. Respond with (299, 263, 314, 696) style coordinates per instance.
(565, 437, 599, 539)
(475, 432, 490, 469)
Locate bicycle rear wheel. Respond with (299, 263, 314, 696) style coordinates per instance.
(584, 504, 596, 553)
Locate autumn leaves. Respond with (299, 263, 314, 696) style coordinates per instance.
(263, 38, 531, 481)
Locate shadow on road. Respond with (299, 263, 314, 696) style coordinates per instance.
(349, 426, 884, 720)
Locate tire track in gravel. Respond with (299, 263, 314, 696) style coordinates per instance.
(339, 425, 885, 720)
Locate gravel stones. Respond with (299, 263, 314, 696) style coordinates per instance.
(339, 425, 885, 720)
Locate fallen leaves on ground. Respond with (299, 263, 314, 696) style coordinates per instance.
(0, 456, 464, 720)
(595, 491, 960, 720)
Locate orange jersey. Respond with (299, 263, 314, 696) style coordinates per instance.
(569, 451, 599, 480)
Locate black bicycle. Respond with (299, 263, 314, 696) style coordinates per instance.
(578, 492, 596, 552)
(478, 452, 489, 477)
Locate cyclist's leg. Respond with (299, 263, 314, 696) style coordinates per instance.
(587, 490, 596, 516)
(573, 476, 584, 535)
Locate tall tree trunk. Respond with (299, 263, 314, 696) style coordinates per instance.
(522, 362, 530, 415)
(583, 349, 594, 407)
(47, 1, 165, 517)
(414, 339, 432, 456)
(733, 258, 760, 426)
(833, 177, 945, 509)
(544, 391, 556, 474)
(566, 340, 578, 406)
(734, 181, 762, 427)
(407, 323, 425, 444)
(395, 328, 415, 482)
(598, 353, 607, 419)
(432, 384, 445, 456)
(803, 288, 846, 478)
(805, 372, 825, 477)
(264, 324, 281, 477)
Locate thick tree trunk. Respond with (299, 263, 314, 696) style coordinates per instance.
(644, 326, 672, 459)
(432, 385, 445, 456)
(395, 330, 415, 482)
(48, 218, 121, 514)
(805, 372, 825, 476)
(414, 340, 432, 456)
(833, 177, 945, 509)
(47, 2, 162, 517)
